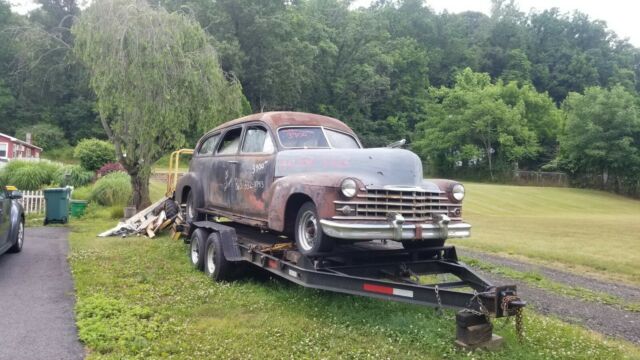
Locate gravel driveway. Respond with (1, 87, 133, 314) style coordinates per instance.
(460, 248, 640, 344)
(0, 227, 84, 360)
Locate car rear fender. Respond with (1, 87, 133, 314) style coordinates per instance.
(175, 172, 205, 208)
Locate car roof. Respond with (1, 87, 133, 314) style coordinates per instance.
(203, 111, 355, 136)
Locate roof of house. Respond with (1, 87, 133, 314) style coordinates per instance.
(0, 132, 43, 151)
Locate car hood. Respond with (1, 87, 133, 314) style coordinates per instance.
(274, 148, 440, 191)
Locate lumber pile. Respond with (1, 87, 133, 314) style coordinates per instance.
(98, 197, 186, 239)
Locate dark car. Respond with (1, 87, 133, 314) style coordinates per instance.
(176, 112, 470, 255)
(0, 185, 25, 256)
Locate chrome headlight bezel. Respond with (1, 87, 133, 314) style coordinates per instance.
(340, 178, 357, 198)
(452, 184, 465, 202)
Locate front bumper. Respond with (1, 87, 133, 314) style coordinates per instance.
(320, 213, 471, 241)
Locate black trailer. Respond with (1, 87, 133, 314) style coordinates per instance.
(184, 219, 526, 349)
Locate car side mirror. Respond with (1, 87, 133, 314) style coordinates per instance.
(9, 191, 22, 200)
(386, 139, 406, 148)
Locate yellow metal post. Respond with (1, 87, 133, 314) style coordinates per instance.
(166, 149, 194, 197)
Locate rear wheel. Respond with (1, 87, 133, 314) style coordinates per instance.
(204, 233, 235, 281)
(8, 220, 24, 253)
(185, 191, 198, 223)
(295, 202, 334, 255)
(189, 228, 208, 270)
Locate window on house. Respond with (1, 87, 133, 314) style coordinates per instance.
(0, 143, 7, 158)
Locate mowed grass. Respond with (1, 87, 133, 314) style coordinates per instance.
(69, 210, 640, 359)
(449, 183, 640, 285)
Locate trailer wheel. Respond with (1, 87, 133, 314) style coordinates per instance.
(295, 202, 334, 255)
(204, 233, 234, 281)
(189, 228, 208, 271)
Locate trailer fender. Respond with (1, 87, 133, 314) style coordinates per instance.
(192, 221, 243, 261)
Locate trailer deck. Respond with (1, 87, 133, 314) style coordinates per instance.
(188, 219, 525, 349)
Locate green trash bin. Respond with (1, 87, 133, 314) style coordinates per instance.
(43, 187, 71, 225)
(70, 200, 88, 218)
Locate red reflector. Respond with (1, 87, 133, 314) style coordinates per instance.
(268, 259, 278, 269)
(363, 283, 394, 295)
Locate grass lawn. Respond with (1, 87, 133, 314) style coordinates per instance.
(449, 183, 640, 285)
(69, 209, 640, 359)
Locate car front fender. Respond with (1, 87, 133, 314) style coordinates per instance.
(175, 172, 205, 207)
(266, 173, 346, 232)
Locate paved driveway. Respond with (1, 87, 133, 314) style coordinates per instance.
(0, 227, 84, 360)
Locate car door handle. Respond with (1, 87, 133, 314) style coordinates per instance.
(226, 160, 239, 164)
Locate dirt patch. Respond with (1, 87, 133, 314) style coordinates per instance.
(459, 249, 640, 344)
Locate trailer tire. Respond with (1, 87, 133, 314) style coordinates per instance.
(204, 233, 235, 281)
(295, 202, 334, 255)
(189, 228, 208, 271)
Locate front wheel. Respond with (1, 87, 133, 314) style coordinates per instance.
(295, 202, 334, 255)
(8, 220, 24, 253)
(185, 191, 199, 224)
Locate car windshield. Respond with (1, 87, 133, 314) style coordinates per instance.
(278, 127, 360, 149)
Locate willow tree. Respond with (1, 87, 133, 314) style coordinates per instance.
(72, 0, 245, 209)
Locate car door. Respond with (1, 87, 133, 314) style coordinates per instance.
(0, 189, 9, 247)
(213, 126, 244, 211)
(191, 133, 220, 210)
(236, 123, 276, 219)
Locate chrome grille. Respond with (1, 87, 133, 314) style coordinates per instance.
(333, 187, 461, 222)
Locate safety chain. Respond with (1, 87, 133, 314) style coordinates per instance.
(461, 290, 493, 324)
(434, 285, 443, 316)
(501, 295, 525, 342)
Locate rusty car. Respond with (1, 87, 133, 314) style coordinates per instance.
(175, 111, 470, 255)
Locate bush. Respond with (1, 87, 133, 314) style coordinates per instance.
(97, 162, 126, 178)
(16, 123, 67, 150)
(74, 139, 116, 171)
(57, 165, 95, 187)
(0, 160, 62, 190)
(91, 172, 132, 206)
(72, 186, 93, 201)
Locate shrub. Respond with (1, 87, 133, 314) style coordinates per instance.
(16, 123, 67, 150)
(91, 172, 132, 206)
(109, 206, 124, 219)
(74, 139, 116, 171)
(0, 160, 62, 190)
(72, 186, 93, 201)
(57, 165, 95, 187)
(97, 162, 126, 178)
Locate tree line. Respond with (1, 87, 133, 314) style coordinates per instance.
(0, 0, 639, 198)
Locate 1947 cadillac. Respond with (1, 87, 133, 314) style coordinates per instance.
(176, 112, 470, 255)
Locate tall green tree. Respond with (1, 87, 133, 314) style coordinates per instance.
(414, 68, 544, 179)
(73, 0, 245, 209)
(559, 86, 640, 193)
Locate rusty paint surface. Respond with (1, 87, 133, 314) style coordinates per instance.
(176, 111, 467, 239)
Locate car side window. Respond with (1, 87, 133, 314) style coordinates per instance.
(197, 134, 220, 156)
(242, 126, 274, 153)
(0, 191, 5, 201)
(217, 127, 243, 155)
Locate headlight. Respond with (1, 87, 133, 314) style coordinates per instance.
(341, 178, 357, 198)
(452, 184, 465, 201)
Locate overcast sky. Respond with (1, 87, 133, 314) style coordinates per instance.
(10, 0, 640, 46)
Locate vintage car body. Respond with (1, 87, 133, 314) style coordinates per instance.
(176, 111, 470, 254)
(0, 186, 25, 256)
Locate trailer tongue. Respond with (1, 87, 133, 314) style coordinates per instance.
(188, 220, 526, 350)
